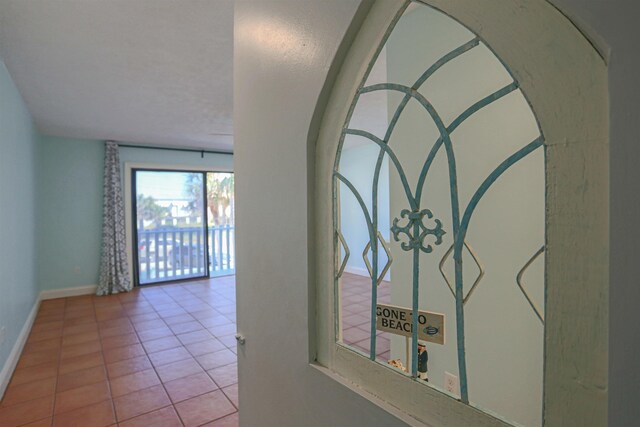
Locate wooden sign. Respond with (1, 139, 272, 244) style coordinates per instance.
(376, 303, 445, 345)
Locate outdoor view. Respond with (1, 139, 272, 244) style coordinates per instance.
(135, 170, 235, 285)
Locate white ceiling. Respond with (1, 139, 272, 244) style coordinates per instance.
(0, 0, 234, 151)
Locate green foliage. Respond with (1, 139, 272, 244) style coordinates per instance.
(136, 194, 170, 226)
(183, 173, 234, 225)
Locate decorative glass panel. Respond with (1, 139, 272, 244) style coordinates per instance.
(333, 2, 545, 425)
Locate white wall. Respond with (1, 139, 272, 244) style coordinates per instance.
(0, 56, 40, 398)
(338, 46, 391, 276)
(234, 1, 409, 426)
(234, 0, 638, 425)
(339, 143, 390, 275)
(549, 1, 640, 425)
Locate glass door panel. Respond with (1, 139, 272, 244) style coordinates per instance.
(134, 170, 209, 285)
(206, 172, 235, 277)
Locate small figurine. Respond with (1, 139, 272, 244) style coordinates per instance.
(417, 341, 428, 381)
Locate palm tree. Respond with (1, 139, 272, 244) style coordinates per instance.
(182, 173, 234, 225)
(206, 174, 234, 225)
(136, 194, 170, 228)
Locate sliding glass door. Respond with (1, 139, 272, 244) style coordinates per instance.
(133, 170, 209, 285)
(206, 172, 235, 277)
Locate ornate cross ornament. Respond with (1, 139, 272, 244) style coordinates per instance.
(391, 208, 445, 253)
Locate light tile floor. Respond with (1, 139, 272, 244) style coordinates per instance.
(0, 275, 239, 427)
(340, 272, 392, 361)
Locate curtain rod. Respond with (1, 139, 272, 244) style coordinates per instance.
(115, 143, 233, 157)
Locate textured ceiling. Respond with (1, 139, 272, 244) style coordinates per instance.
(0, 0, 234, 151)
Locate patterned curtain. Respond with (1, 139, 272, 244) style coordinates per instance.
(97, 141, 132, 295)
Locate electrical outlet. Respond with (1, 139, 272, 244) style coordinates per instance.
(444, 371, 459, 395)
(0, 326, 6, 346)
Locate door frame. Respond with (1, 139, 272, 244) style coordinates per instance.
(124, 162, 233, 286)
(313, 0, 608, 425)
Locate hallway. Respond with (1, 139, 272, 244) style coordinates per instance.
(0, 276, 239, 427)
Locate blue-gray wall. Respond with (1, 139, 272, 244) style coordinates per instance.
(37, 137, 104, 291)
(0, 58, 40, 372)
(37, 137, 233, 291)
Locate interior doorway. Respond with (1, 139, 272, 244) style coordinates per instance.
(132, 169, 235, 286)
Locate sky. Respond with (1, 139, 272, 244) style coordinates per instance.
(136, 171, 194, 200)
(136, 171, 234, 201)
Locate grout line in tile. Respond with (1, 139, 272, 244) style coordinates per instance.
(3, 278, 239, 427)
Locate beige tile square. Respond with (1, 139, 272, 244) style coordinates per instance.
(0, 377, 56, 408)
(0, 395, 54, 427)
(23, 337, 62, 353)
(162, 313, 195, 326)
(103, 343, 146, 364)
(142, 336, 182, 354)
(208, 324, 236, 337)
(31, 321, 64, 334)
(118, 405, 182, 427)
(10, 361, 58, 386)
(16, 349, 60, 369)
(64, 308, 95, 320)
(203, 412, 239, 427)
(175, 390, 235, 427)
(164, 372, 218, 403)
(196, 349, 236, 370)
(169, 321, 203, 335)
(61, 331, 101, 347)
(106, 355, 153, 379)
(98, 318, 132, 331)
(95, 308, 126, 322)
(136, 326, 174, 342)
(222, 384, 238, 408)
(27, 329, 63, 343)
(52, 400, 115, 427)
(156, 358, 203, 383)
(62, 322, 98, 337)
(207, 363, 238, 388)
(21, 417, 53, 427)
(128, 312, 160, 324)
(58, 351, 104, 375)
(185, 339, 226, 357)
(56, 365, 107, 392)
(35, 314, 64, 324)
(99, 323, 136, 338)
(100, 332, 139, 350)
(63, 316, 97, 328)
(148, 346, 192, 367)
(133, 319, 168, 332)
(176, 329, 213, 345)
(60, 340, 102, 360)
(113, 384, 171, 421)
(54, 381, 111, 414)
(109, 369, 160, 398)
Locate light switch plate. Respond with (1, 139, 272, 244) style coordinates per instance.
(444, 371, 459, 395)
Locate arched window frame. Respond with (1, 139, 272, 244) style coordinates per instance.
(314, 0, 608, 425)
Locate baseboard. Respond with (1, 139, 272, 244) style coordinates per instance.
(344, 266, 390, 281)
(0, 297, 40, 400)
(40, 284, 97, 300)
(0, 284, 98, 400)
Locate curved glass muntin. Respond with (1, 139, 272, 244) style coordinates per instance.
(332, 0, 545, 413)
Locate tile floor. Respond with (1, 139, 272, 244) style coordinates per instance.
(340, 272, 392, 361)
(0, 275, 239, 427)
